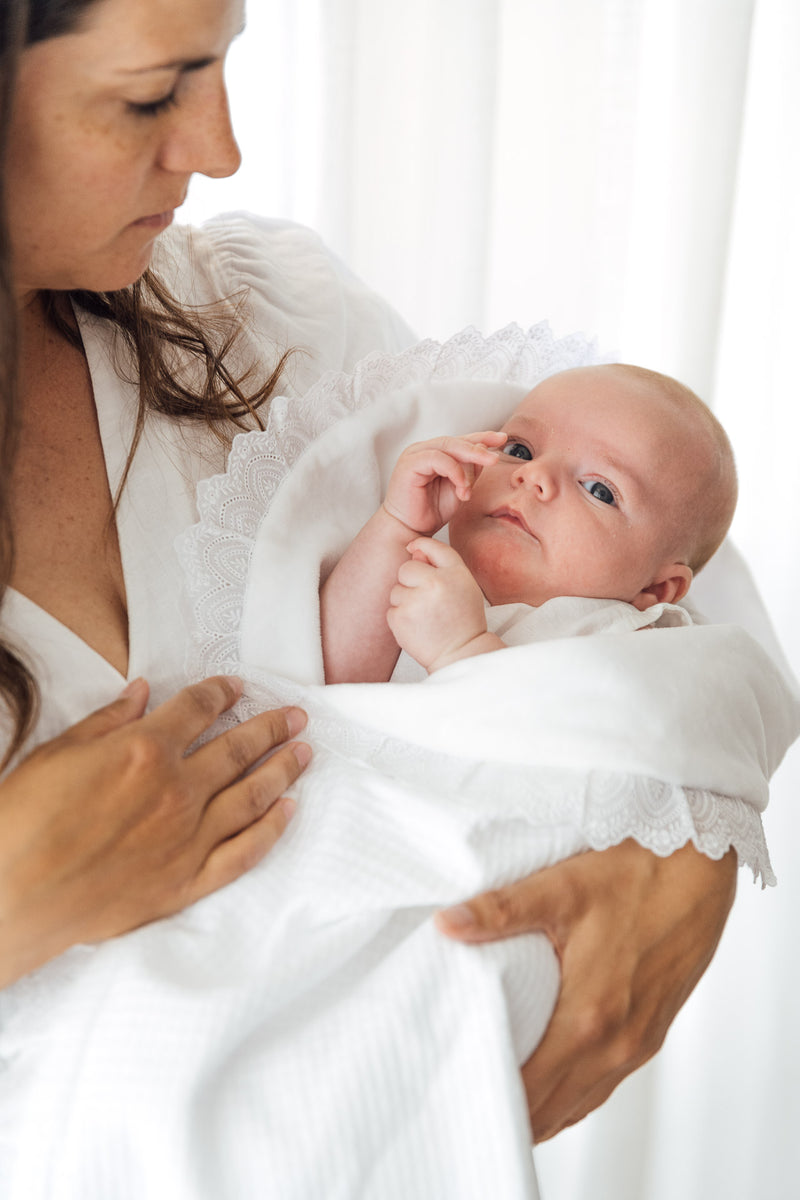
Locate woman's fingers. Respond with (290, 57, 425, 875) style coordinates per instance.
(436, 840, 737, 1143)
(434, 856, 580, 946)
(188, 704, 308, 797)
(140, 675, 245, 750)
(191, 787, 298, 903)
(0, 682, 313, 985)
(199, 733, 311, 849)
(54, 676, 151, 745)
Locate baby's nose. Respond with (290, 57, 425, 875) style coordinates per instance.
(512, 458, 557, 498)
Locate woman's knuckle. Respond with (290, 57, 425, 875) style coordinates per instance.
(482, 888, 521, 933)
(123, 730, 167, 776)
(241, 776, 275, 822)
(224, 733, 257, 779)
(229, 834, 272, 876)
(186, 684, 220, 722)
(633, 1021, 666, 1064)
(572, 996, 629, 1050)
(612, 1027, 650, 1072)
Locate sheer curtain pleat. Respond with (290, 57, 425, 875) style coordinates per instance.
(181, 2, 800, 1195)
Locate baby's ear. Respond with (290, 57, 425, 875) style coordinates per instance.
(631, 563, 693, 611)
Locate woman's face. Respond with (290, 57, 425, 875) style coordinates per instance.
(7, 0, 245, 296)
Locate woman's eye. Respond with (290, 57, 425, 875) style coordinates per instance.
(582, 480, 616, 505)
(502, 441, 532, 461)
(128, 92, 179, 118)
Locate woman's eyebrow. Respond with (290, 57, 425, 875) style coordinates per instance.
(119, 25, 246, 76)
(119, 57, 217, 75)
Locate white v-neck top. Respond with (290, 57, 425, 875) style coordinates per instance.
(0, 214, 414, 756)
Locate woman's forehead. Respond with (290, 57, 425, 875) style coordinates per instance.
(34, 0, 245, 73)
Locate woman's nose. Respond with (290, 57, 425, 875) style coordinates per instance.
(512, 457, 557, 499)
(159, 69, 242, 180)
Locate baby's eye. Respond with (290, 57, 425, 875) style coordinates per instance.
(581, 480, 616, 505)
(502, 441, 532, 461)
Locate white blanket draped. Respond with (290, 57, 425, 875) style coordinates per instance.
(1, 327, 797, 1200)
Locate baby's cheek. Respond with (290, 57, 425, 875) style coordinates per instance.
(457, 535, 536, 607)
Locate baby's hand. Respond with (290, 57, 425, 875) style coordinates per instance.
(382, 432, 506, 536)
(388, 538, 492, 672)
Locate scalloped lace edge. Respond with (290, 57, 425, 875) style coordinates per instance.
(177, 324, 775, 888)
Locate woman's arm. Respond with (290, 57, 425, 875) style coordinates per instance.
(0, 675, 310, 988)
(436, 838, 736, 1140)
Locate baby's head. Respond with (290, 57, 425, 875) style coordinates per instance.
(448, 364, 737, 611)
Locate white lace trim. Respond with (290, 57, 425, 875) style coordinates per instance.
(178, 324, 775, 887)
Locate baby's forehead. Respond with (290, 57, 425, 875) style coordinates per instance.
(503, 374, 710, 479)
(507, 368, 612, 414)
(506, 370, 695, 436)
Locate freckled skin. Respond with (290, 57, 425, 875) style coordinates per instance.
(7, 0, 244, 296)
(6, 0, 247, 672)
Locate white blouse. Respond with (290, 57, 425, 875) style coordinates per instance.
(0, 214, 415, 756)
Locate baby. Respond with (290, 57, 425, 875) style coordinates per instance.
(321, 363, 737, 682)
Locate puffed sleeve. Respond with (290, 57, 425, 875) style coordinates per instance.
(157, 213, 417, 393)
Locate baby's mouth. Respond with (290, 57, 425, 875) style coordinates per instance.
(491, 508, 539, 541)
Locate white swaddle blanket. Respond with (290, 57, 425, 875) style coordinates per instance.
(1, 326, 798, 1200)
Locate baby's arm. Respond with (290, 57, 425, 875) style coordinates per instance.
(321, 433, 504, 683)
(388, 538, 506, 673)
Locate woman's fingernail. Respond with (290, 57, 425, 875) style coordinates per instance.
(292, 741, 312, 768)
(279, 797, 297, 821)
(439, 904, 477, 930)
(285, 707, 308, 738)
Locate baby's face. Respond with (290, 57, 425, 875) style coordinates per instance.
(448, 367, 700, 609)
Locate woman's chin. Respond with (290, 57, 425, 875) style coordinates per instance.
(61, 246, 159, 295)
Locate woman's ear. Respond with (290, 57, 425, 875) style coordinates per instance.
(631, 563, 694, 611)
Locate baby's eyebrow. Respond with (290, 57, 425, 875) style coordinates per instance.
(588, 445, 649, 499)
(503, 412, 537, 435)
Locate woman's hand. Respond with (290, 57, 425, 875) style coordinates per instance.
(435, 838, 737, 1141)
(0, 675, 310, 988)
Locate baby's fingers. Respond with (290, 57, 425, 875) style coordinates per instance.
(457, 430, 508, 450)
(434, 433, 505, 470)
(405, 538, 466, 569)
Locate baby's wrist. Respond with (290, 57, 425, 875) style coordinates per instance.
(379, 502, 425, 541)
(427, 630, 506, 673)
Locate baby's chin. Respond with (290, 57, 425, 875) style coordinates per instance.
(470, 570, 551, 610)
(450, 546, 543, 609)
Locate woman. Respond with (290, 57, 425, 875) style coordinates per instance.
(0, 0, 737, 1154)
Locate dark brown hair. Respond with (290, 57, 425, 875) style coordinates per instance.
(0, 0, 291, 761)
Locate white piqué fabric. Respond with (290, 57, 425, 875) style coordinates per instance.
(2, 310, 796, 1198)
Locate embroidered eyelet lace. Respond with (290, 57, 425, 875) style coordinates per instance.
(179, 323, 775, 886)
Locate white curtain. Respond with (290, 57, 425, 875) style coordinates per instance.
(183, 2, 800, 1195)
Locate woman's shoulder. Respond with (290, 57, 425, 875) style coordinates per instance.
(153, 213, 416, 378)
